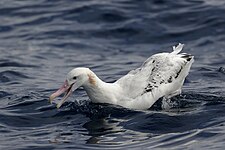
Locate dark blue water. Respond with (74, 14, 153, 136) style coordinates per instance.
(1, 0, 225, 149)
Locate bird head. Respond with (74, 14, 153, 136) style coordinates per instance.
(49, 67, 95, 108)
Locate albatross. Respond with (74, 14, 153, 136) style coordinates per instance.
(49, 43, 194, 110)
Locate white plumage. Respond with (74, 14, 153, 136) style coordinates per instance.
(49, 43, 194, 110)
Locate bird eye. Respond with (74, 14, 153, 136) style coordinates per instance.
(73, 76, 77, 80)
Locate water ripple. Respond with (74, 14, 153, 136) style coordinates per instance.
(0, 70, 31, 83)
(0, 0, 225, 149)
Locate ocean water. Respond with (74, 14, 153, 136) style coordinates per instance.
(0, 0, 225, 149)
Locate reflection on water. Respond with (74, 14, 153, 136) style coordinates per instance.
(84, 118, 123, 144)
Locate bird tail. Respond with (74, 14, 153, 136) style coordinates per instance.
(180, 53, 194, 62)
(171, 43, 194, 62)
(171, 43, 184, 55)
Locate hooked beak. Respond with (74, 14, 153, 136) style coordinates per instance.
(49, 80, 74, 108)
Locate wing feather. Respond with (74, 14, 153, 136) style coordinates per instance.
(115, 44, 194, 109)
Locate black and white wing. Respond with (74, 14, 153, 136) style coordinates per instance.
(116, 43, 194, 109)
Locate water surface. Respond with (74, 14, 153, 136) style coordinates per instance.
(0, 0, 225, 149)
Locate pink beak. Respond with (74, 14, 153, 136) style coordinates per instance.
(49, 80, 73, 108)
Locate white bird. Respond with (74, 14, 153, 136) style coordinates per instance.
(49, 43, 194, 110)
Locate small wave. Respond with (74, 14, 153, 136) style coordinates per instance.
(55, 100, 140, 119)
(62, 3, 128, 23)
(218, 67, 225, 74)
(92, 27, 140, 39)
(0, 91, 11, 98)
(47, 91, 225, 116)
(0, 70, 31, 83)
(0, 61, 37, 68)
(0, 25, 13, 33)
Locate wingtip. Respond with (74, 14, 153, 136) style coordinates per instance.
(172, 43, 185, 54)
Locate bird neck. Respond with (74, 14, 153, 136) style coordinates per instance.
(83, 72, 120, 104)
